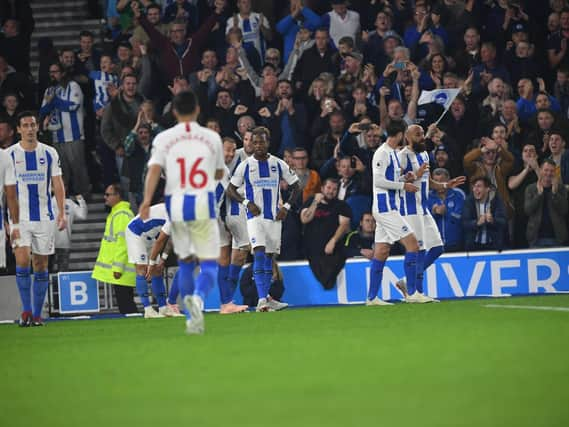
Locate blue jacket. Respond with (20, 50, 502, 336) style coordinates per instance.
(427, 189, 465, 250)
(516, 96, 561, 123)
(276, 8, 321, 63)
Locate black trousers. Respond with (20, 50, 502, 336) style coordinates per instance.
(113, 285, 138, 314)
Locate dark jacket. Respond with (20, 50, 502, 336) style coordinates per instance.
(101, 93, 145, 151)
(462, 193, 507, 251)
(293, 44, 339, 92)
(524, 183, 568, 246)
(139, 12, 220, 84)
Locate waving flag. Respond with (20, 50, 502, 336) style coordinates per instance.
(418, 88, 461, 109)
(418, 88, 462, 125)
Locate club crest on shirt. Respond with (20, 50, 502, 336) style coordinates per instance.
(270, 165, 277, 172)
(39, 158, 45, 165)
(448, 201, 454, 208)
(402, 226, 408, 232)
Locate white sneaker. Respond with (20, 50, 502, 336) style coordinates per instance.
(256, 298, 273, 312)
(185, 319, 204, 335)
(267, 297, 288, 311)
(406, 292, 433, 304)
(159, 305, 185, 317)
(365, 297, 393, 306)
(183, 295, 204, 334)
(144, 306, 165, 319)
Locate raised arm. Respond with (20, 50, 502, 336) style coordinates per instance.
(300, 194, 323, 224)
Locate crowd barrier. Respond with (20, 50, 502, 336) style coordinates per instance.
(46, 248, 569, 314)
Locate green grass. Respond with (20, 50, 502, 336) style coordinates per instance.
(1, 295, 569, 427)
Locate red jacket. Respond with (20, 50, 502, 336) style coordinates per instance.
(139, 13, 219, 83)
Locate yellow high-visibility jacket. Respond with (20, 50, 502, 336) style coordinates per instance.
(91, 201, 135, 286)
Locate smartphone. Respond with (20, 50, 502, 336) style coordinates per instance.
(394, 62, 406, 70)
(359, 123, 371, 131)
(350, 157, 357, 168)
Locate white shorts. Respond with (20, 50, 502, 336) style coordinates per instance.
(125, 228, 153, 264)
(170, 219, 220, 260)
(225, 214, 250, 249)
(373, 211, 413, 245)
(218, 217, 231, 247)
(17, 221, 55, 255)
(246, 217, 282, 254)
(405, 214, 425, 250)
(423, 213, 444, 250)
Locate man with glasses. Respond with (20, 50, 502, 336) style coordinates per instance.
(39, 62, 90, 198)
(92, 184, 137, 314)
(292, 147, 321, 203)
(6, 111, 66, 326)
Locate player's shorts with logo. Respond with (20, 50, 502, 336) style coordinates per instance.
(125, 228, 155, 264)
(404, 214, 425, 250)
(373, 211, 413, 245)
(17, 221, 55, 255)
(246, 217, 281, 254)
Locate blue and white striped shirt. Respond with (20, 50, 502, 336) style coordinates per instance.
(230, 154, 298, 220)
(6, 142, 62, 222)
(89, 70, 119, 111)
(127, 203, 171, 239)
(372, 143, 405, 214)
(398, 148, 429, 216)
(39, 81, 84, 143)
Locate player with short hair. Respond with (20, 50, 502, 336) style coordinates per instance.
(126, 202, 184, 318)
(367, 120, 419, 306)
(398, 125, 465, 302)
(226, 126, 300, 312)
(6, 111, 67, 326)
(0, 147, 20, 271)
(140, 90, 224, 334)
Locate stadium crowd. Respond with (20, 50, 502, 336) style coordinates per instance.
(2, 0, 569, 282)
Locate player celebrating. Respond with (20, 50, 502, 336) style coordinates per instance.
(6, 111, 66, 326)
(140, 90, 224, 335)
(125, 202, 183, 318)
(367, 120, 419, 306)
(0, 147, 20, 272)
(226, 127, 300, 312)
(398, 125, 465, 301)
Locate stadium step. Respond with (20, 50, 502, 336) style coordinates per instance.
(29, 0, 103, 81)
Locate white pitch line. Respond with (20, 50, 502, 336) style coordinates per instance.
(484, 304, 569, 312)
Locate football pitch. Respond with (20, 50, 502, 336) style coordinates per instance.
(1, 295, 569, 427)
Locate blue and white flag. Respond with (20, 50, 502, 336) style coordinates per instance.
(418, 88, 461, 109)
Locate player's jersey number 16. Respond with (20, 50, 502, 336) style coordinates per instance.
(176, 157, 207, 189)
